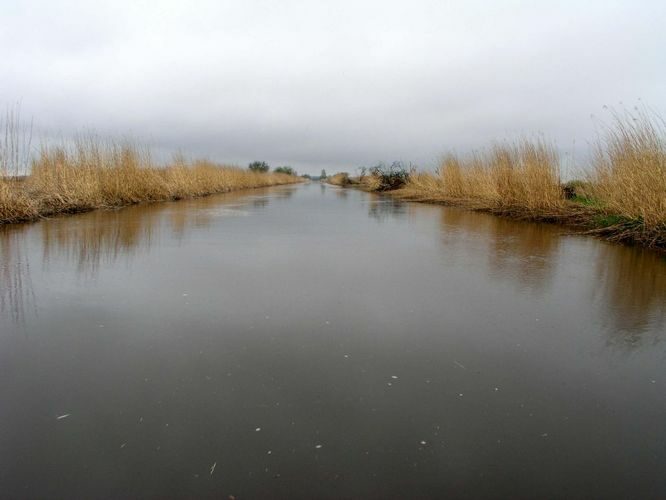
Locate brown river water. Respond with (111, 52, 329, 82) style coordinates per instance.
(1, 182, 665, 499)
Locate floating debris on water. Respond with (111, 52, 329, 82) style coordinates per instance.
(56, 414, 70, 420)
(420, 440, 427, 445)
(210, 462, 217, 475)
(267, 450, 272, 455)
(255, 427, 261, 432)
(454, 361, 466, 369)
(120, 443, 127, 448)
(391, 375, 398, 379)
(315, 444, 323, 449)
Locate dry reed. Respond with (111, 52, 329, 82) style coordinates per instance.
(327, 172, 352, 186)
(0, 138, 300, 224)
(395, 112, 666, 248)
(401, 139, 566, 216)
(584, 110, 666, 246)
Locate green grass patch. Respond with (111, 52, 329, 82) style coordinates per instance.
(571, 195, 602, 207)
(593, 213, 643, 228)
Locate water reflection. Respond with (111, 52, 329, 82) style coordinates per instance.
(41, 204, 172, 276)
(595, 245, 666, 346)
(439, 208, 560, 292)
(272, 186, 296, 199)
(367, 197, 408, 222)
(2, 185, 666, 348)
(0, 225, 36, 325)
(437, 206, 666, 345)
(39, 190, 276, 275)
(251, 197, 270, 208)
(335, 188, 349, 199)
(0, 189, 281, 325)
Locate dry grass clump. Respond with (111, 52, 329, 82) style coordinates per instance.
(360, 174, 382, 191)
(0, 180, 38, 222)
(0, 138, 300, 224)
(327, 172, 352, 186)
(402, 139, 565, 217)
(585, 110, 666, 246)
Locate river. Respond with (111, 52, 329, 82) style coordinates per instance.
(1, 182, 665, 498)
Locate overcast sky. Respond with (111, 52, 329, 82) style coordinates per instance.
(1, 0, 664, 174)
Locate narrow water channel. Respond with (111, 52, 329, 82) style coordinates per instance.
(1, 183, 665, 499)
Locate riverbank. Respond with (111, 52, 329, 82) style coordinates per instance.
(333, 112, 666, 249)
(0, 143, 301, 225)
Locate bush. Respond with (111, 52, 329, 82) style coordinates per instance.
(274, 166, 296, 175)
(369, 161, 410, 191)
(248, 161, 270, 173)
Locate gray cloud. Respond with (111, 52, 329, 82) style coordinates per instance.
(1, 0, 664, 174)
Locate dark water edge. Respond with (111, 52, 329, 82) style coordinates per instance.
(1, 183, 665, 499)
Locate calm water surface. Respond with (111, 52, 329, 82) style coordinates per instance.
(1, 183, 665, 499)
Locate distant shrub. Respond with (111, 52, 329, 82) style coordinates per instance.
(274, 166, 296, 175)
(248, 161, 270, 173)
(369, 161, 410, 191)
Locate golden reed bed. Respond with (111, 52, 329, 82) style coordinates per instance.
(356, 111, 665, 249)
(0, 141, 301, 224)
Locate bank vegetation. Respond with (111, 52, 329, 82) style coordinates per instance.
(0, 129, 300, 225)
(333, 110, 666, 249)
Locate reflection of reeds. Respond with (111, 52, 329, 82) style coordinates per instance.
(439, 208, 560, 291)
(595, 245, 666, 344)
(38, 186, 276, 274)
(1, 135, 301, 225)
(40, 208, 162, 275)
(367, 197, 407, 222)
(0, 225, 36, 325)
